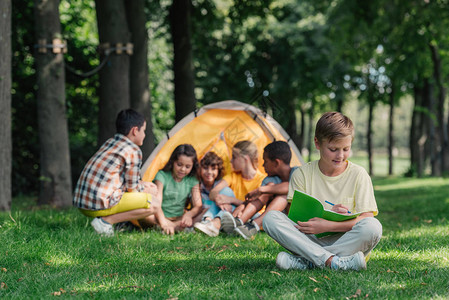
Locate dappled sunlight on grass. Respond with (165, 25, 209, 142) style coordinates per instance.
(375, 248, 449, 268)
(374, 177, 449, 191)
(44, 252, 80, 267)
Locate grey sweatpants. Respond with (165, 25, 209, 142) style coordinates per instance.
(263, 210, 382, 268)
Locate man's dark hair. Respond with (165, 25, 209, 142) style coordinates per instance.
(264, 141, 292, 165)
(116, 109, 145, 135)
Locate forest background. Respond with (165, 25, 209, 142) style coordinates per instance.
(0, 0, 449, 210)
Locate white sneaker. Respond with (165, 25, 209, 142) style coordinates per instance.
(194, 219, 219, 237)
(220, 211, 243, 234)
(91, 217, 114, 237)
(276, 251, 311, 270)
(331, 251, 366, 271)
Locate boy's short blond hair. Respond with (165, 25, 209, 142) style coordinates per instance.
(315, 112, 354, 143)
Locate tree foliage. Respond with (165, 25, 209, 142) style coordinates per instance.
(8, 0, 449, 198)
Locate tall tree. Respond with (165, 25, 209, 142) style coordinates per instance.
(410, 84, 428, 177)
(377, 0, 449, 176)
(429, 42, 448, 173)
(95, 0, 131, 145)
(366, 86, 375, 176)
(0, 0, 12, 211)
(125, 0, 155, 159)
(169, 0, 196, 122)
(34, 0, 72, 207)
(387, 83, 395, 176)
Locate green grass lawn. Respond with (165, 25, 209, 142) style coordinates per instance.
(1, 177, 449, 299)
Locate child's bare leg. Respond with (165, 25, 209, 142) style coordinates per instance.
(102, 208, 155, 225)
(252, 195, 287, 228)
(172, 219, 185, 232)
(192, 207, 208, 224)
(238, 199, 264, 223)
(211, 217, 221, 229)
(135, 214, 158, 229)
(238, 193, 271, 223)
(232, 204, 246, 218)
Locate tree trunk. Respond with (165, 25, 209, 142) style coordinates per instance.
(34, 0, 72, 207)
(388, 85, 395, 176)
(409, 88, 418, 175)
(0, 0, 12, 211)
(299, 105, 306, 153)
(286, 100, 302, 152)
(430, 43, 448, 173)
(95, 0, 131, 145)
(425, 79, 440, 176)
(367, 94, 374, 176)
(125, 0, 155, 160)
(335, 93, 343, 113)
(410, 85, 428, 177)
(307, 105, 314, 162)
(169, 0, 196, 122)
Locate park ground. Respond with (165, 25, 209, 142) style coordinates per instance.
(1, 157, 448, 299)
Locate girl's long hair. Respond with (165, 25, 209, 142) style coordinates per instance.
(162, 144, 199, 179)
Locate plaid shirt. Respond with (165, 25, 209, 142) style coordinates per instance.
(73, 134, 145, 210)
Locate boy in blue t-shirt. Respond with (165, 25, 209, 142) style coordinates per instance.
(222, 141, 297, 239)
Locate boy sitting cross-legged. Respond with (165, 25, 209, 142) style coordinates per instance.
(73, 109, 160, 236)
(263, 112, 382, 271)
(222, 141, 298, 239)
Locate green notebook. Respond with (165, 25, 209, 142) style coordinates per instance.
(287, 190, 360, 237)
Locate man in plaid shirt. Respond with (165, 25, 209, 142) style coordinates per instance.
(73, 109, 159, 236)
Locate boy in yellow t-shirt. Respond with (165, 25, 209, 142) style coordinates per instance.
(263, 112, 382, 271)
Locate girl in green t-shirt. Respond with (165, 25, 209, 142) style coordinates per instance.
(140, 144, 202, 235)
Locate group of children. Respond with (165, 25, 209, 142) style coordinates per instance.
(73, 108, 382, 272)
(134, 139, 294, 239)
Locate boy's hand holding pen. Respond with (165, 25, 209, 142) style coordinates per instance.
(325, 200, 352, 214)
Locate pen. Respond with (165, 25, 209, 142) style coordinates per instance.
(325, 200, 351, 214)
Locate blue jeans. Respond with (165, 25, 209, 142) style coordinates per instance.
(202, 187, 236, 220)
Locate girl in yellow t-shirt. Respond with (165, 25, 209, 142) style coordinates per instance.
(209, 140, 265, 234)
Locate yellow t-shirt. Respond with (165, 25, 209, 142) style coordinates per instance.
(287, 160, 378, 216)
(223, 169, 266, 201)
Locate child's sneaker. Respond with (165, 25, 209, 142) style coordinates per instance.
(331, 251, 366, 271)
(220, 211, 243, 234)
(91, 217, 114, 237)
(276, 251, 312, 270)
(114, 221, 137, 233)
(234, 220, 259, 240)
(194, 219, 219, 237)
(183, 227, 195, 233)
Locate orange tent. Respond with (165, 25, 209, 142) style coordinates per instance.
(141, 100, 304, 181)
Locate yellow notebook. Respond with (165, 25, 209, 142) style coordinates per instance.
(287, 190, 360, 237)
